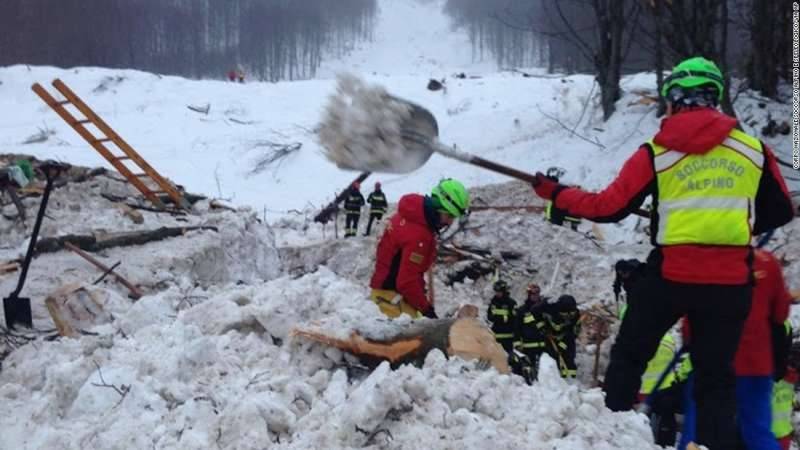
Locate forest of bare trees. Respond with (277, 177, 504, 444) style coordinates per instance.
(443, 0, 790, 120)
(0, 0, 377, 82)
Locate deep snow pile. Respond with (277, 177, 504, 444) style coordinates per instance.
(0, 164, 281, 329)
(0, 265, 662, 450)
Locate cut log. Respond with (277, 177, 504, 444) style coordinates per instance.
(35, 226, 218, 254)
(292, 316, 509, 374)
(45, 283, 113, 337)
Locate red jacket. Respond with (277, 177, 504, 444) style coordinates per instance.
(369, 194, 436, 313)
(734, 250, 792, 375)
(554, 108, 795, 284)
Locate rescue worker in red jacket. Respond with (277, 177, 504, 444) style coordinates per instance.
(531, 57, 795, 449)
(734, 249, 792, 450)
(369, 179, 470, 319)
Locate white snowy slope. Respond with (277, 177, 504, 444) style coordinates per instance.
(316, 0, 497, 78)
(0, 0, 798, 448)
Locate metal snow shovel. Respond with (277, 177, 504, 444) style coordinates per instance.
(3, 161, 69, 329)
(318, 74, 649, 218)
(318, 74, 540, 184)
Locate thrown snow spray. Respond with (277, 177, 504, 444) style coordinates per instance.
(318, 73, 438, 174)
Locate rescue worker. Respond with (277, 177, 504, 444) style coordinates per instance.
(343, 181, 365, 238)
(486, 279, 517, 354)
(514, 283, 549, 381)
(680, 251, 793, 450)
(364, 181, 388, 236)
(613, 259, 646, 302)
(733, 249, 791, 450)
(531, 56, 794, 449)
(545, 295, 581, 378)
(772, 330, 798, 450)
(369, 179, 470, 319)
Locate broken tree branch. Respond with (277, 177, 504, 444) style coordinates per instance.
(536, 105, 606, 149)
(64, 242, 142, 300)
(187, 104, 210, 115)
(91, 360, 130, 408)
(248, 141, 302, 175)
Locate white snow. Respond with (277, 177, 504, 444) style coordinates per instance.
(0, 0, 797, 449)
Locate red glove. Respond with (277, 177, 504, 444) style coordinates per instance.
(532, 172, 560, 200)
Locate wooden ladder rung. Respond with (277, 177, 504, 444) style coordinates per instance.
(74, 119, 91, 125)
(56, 100, 71, 106)
(132, 173, 148, 177)
(92, 138, 112, 144)
(111, 155, 130, 161)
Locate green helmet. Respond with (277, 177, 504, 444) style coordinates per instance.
(431, 178, 469, 218)
(661, 57, 724, 102)
(15, 160, 33, 180)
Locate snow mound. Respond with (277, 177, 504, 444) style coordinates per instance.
(0, 265, 662, 450)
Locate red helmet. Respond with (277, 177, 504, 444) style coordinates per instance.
(375, 181, 381, 189)
(352, 181, 361, 190)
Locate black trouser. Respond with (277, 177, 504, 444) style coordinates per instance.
(519, 348, 543, 382)
(603, 270, 751, 450)
(496, 337, 515, 355)
(344, 212, 360, 237)
(365, 212, 383, 236)
(649, 382, 684, 446)
(546, 336, 577, 378)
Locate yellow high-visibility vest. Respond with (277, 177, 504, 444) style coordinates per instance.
(640, 333, 678, 394)
(650, 128, 763, 246)
(772, 378, 794, 438)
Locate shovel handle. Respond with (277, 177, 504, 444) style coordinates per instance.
(432, 142, 540, 185)
(471, 156, 540, 185)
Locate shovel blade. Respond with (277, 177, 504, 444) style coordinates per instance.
(3, 295, 32, 329)
(318, 74, 440, 174)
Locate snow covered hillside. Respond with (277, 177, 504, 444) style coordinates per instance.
(316, 0, 497, 78)
(0, 0, 798, 448)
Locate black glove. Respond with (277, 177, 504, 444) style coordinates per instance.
(422, 307, 438, 319)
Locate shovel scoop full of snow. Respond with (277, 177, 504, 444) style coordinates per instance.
(318, 74, 439, 174)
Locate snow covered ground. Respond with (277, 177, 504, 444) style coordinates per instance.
(0, 0, 798, 448)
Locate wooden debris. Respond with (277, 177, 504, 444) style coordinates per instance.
(0, 262, 19, 274)
(45, 283, 114, 337)
(36, 225, 218, 255)
(115, 203, 144, 224)
(64, 242, 143, 300)
(292, 316, 509, 374)
(210, 199, 237, 212)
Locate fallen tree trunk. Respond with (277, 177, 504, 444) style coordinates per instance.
(292, 315, 509, 374)
(35, 226, 218, 255)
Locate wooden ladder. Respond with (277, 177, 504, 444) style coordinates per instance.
(31, 79, 190, 210)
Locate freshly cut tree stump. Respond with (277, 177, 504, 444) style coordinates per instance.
(292, 314, 510, 374)
(45, 283, 113, 337)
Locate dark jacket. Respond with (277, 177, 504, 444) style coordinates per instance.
(487, 294, 517, 337)
(515, 300, 549, 350)
(368, 189, 388, 214)
(343, 188, 365, 213)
